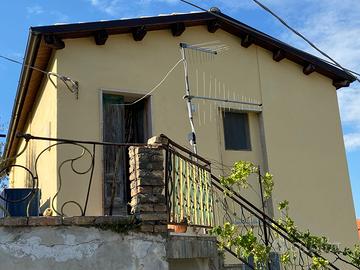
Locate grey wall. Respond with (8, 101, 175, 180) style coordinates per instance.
(0, 226, 168, 270)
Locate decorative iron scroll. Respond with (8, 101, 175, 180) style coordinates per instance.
(0, 133, 145, 217)
(161, 134, 352, 270)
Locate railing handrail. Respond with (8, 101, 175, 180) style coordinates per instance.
(160, 134, 211, 166)
(211, 175, 341, 270)
(162, 137, 345, 270)
(2, 133, 151, 218)
(16, 133, 148, 147)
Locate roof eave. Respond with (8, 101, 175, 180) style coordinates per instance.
(4, 31, 42, 159)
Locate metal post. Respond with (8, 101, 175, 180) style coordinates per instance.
(258, 166, 271, 269)
(164, 144, 171, 224)
(180, 44, 198, 155)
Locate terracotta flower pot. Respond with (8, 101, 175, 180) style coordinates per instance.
(168, 218, 188, 233)
(173, 223, 188, 233)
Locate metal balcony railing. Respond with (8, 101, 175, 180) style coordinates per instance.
(1, 133, 358, 270)
(163, 135, 214, 227)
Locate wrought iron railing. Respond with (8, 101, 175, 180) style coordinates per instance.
(163, 135, 214, 227)
(0, 133, 146, 217)
(162, 135, 356, 270)
(1, 133, 358, 269)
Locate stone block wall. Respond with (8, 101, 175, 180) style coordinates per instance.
(128, 138, 168, 233)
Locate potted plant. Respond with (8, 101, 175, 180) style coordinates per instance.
(169, 217, 188, 233)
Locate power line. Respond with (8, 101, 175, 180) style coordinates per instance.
(1, 52, 183, 105)
(0, 55, 47, 75)
(248, 0, 360, 83)
(121, 58, 183, 106)
(0, 54, 79, 97)
(179, 0, 360, 83)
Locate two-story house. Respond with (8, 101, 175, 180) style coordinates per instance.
(2, 9, 358, 269)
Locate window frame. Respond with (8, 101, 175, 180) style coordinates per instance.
(222, 110, 252, 151)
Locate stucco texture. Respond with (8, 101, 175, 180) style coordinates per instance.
(10, 25, 358, 248)
(0, 227, 168, 270)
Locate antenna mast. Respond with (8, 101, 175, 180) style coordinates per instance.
(180, 42, 198, 154)
(179, 42, 261, 154)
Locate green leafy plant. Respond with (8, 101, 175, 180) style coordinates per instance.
(311, 256, 329, 270)
(212, 160, 360, 270)
(220, 161, 274, 200)
(211, 223, 270, 269)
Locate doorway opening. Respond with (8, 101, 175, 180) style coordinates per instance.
(102, 93, 150, 215)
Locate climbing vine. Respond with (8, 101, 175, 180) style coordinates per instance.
(219, 161, 274, 199)
(212, 161, 360, 270)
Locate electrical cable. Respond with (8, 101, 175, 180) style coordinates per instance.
(248, 0, 360, 83)
(1, 52, 183, 105)
(121, 58, 183, 106)
(0, 55, 47, 75)
(179, 0, 360, 83)
(0, 54, 79, 96)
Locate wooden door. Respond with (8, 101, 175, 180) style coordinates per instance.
(103, 94, 127, 215)
(102, 94, 149, 215)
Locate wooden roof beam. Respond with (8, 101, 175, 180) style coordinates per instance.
(207, 20, 220, 33)
(241, 34, 253, 48)
(44, 35, 65, 50)
(94, 30, 108, 45)
(132, 26, 147, 41)
(303, 63, 316, 75)
(333, 79, 350, 89)
(273, 49, 285, 62)
(171, 22, 185, 37)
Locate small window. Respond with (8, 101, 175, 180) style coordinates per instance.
(223, 112, 251, 150)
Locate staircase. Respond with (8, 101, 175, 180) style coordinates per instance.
(161, 134, 355, 270)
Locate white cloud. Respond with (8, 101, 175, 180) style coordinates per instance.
(26, 5, 44, 15)
(50, 11, 70, 23)
(88, 0, 124, 16)
(254, 0, 360, 153)
(26, 5, 70, 23)
(87, 0, 181, 17)
(338, 88, 360, 125)
(344, 133, 360, 152)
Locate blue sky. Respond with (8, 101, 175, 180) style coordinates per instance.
(0, 0, 359, 217)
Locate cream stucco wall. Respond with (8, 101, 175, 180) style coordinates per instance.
(55, 26, 266, 217)
(10, 56, 58, 212)
(257, 48, 358, 247)
(11, 25, 357, 247)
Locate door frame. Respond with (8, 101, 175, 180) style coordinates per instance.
(98, 88, 153, 215)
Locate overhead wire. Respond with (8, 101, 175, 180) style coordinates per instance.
(179, 0, 360, 83)
(1, 53, 184, 106)
(0, 54, 79, 96)
(120, 58, 183, 106)
(248, 0, 360, 83)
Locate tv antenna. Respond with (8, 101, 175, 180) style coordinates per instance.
(179, 42, 262, 154)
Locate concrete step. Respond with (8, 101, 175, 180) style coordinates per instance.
(222, 263, 245, 270)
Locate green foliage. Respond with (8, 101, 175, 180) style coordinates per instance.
(220, 161, 274, 200)
(95, 217, 140, 234)
(211, 223, 270, 269)
(280, 250, 295, 266)
(278, 200, 289, 212)
(213, 160, 360, 270)
(261, 172, 274, 199)
(311, 257, 329, 270)
(343, 245, 360, 268)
